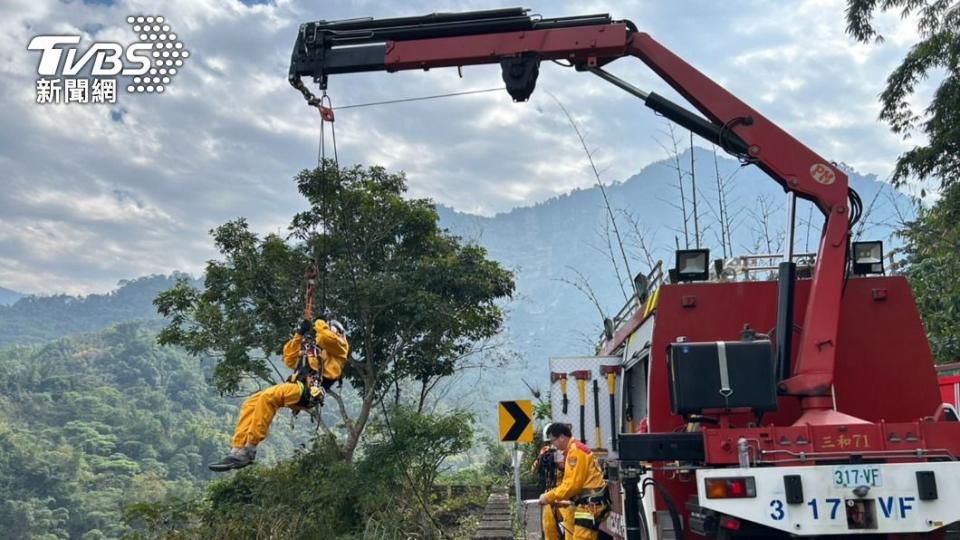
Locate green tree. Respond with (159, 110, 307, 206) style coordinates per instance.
(900, 182, 960, 362)
(124, 409, 481, 540)
(0, 322, 244, 538)
(155, 162, 515, 459)
(846, 0, 960, 187)
(361, 406, 474, 497)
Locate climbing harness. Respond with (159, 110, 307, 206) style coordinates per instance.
(289, 267, 325, 431)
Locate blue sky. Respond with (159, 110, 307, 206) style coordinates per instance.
(0, 0, 927, 294)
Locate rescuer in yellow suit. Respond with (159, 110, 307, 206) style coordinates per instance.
(533, 441, 575, 539)
(208, 318, 349, 472)
(538, 423, 608, 540)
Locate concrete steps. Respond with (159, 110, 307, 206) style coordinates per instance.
(472, 486, 513, 540)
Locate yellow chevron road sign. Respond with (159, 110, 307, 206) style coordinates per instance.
(498, 400, 533, 443)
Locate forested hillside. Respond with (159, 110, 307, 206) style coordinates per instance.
(0, 322, 313, 539)
(0, 275, 198, 348)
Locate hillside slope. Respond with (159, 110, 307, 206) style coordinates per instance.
(0, 322, 312, 539)
(0, 286, 22, 306)
(0, 275, 199, 348)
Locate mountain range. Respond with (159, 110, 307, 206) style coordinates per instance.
(0, 286, 23, 306)
(0, 147, 908, 400)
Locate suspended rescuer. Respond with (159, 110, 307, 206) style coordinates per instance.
(208, 318, 350, 471)
(532, 425, 574, 540)
(538, 422, 609, 540)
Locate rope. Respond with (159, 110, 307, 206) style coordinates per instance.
(333, 87, 504, 110)
(314, 92, 339, 320)
(317, 112, 325, 169)
(292, 91, 341, 434)
(321, 93, 339, 168)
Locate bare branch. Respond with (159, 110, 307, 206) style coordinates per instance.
(546, 90, 635, 295)
(594, 219, 630, 301)
(655, 122, 691, 248)
(618, 209, 658, 270)
(557, 265, 606, 320)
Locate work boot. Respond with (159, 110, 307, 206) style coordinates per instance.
(208, 445, 256, 472)
(243, 443, 257, 462)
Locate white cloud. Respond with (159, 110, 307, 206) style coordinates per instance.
(0, 0, 929, 294)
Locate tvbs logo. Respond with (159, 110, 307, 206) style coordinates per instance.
(28, 15, 189, 104)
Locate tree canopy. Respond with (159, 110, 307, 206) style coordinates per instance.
(0, 323, 243, 539)
(900, 181, 960, 362)
(846, 0, 960, 188)
(155, 162, 515, 458)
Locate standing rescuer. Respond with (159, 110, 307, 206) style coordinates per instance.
(532, 427, 574, 540)
(538, 423, 608, 540)
(208, 317, 350, 472)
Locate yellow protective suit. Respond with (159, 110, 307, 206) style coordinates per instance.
(543, 439, 607, 540)
(282, 319, 350, 384)
(230, 320, 350, 449)
(542, 504, 575, 540)
(533, 445, 575, 540)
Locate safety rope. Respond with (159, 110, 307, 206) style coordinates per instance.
(335, 87, 504, 110)
(291, 93, 339, 432)
(315, 91, 339, 314)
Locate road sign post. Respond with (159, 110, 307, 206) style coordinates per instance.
(511, 442, 522, 526)
(499, 400, 533, 526)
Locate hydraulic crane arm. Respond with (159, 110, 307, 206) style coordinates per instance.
(288, 8, 850, 402)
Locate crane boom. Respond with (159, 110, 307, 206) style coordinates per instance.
(288, 7, 851, 414)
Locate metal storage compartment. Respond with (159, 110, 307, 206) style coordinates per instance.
(667, 340, 777, 415)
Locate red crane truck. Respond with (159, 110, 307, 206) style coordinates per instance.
(287, 8, 960, 538)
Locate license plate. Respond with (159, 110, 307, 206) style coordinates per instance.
(832, 465, 883, 488)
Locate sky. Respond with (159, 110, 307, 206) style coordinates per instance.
(0, 0, 927, 295)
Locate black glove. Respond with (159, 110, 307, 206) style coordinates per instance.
(297, 319, 312, 336)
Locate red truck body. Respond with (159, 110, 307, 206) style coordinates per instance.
(941, 376, 960, 409)
(599, 275, 960, 537)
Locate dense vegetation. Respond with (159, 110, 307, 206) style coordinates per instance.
(901, 182, 960, 363)
(123, 407, 502, 539)
(0, 323, 235, 539)
(846, 0, 960, 188)
(0, 315, 505, 539)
